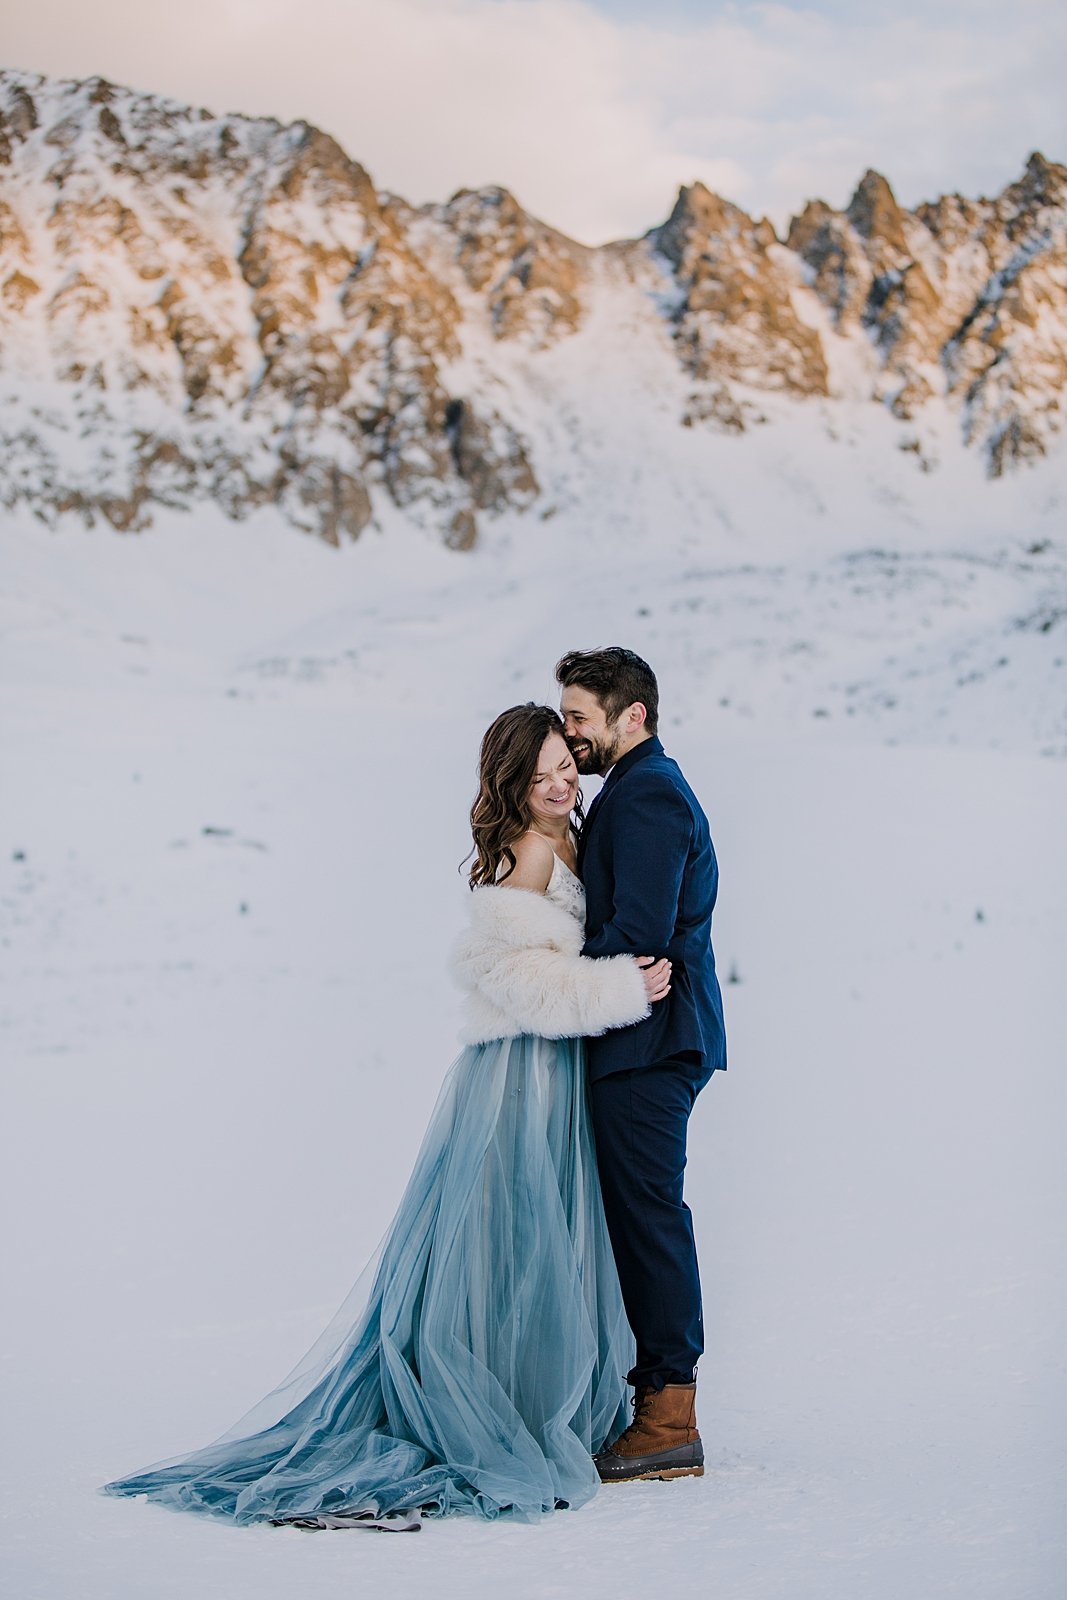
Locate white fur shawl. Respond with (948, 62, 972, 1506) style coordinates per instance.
(450, 884, 651, 1045)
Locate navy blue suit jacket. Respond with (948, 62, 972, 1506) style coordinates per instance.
(578, 736, 727, 1082)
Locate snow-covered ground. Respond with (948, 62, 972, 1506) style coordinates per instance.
(2, 492, 1065, 1599)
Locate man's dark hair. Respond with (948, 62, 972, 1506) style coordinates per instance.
(555, 647, 659, 736)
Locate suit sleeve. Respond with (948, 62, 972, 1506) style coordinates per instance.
(582, 780, 692, 959)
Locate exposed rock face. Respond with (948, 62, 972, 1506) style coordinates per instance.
(443, 397, 538, 513)
(788, 157, 1067, 463)
(0, 70, 538, 542)
(933, 154, 1067, 473)
(430, 185, 589, 345)
(0, 66, 1064, 542)
(649, 181, 829, 412)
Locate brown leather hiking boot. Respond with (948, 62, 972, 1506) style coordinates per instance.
(595, 1382, 704, 1482)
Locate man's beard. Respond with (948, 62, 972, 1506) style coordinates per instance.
(567, 729, 622, 776)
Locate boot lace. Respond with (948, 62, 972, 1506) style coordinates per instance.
(631, 1388, 654, 1425)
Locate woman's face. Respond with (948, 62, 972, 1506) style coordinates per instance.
(527, 731, 579, 827)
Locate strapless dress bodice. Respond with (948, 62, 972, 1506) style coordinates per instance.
(545, 852, 585, 924)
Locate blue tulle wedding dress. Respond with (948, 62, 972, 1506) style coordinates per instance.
(102, 862, 633, 1527)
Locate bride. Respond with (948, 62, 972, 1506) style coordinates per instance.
(102, 704, 671, 1528)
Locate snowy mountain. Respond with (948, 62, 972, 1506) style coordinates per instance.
(1, 66, 1065, 547)
(3, 65, 1066, 1600)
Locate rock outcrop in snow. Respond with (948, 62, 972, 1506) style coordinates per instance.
(648, 181, 830, 417)
(0, 67, 1064, 544)
(0, 71, 537, 547)
(788, 156, 1067, 471)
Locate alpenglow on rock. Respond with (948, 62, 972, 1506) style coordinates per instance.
(1, 68, 1064, 544)
(787, 157, 1067, 468)
(0, 70, 538, 547)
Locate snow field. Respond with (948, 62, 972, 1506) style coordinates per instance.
(1, 504, 1065, 1598)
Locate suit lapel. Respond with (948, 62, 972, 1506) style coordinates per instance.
(576, 737, 663, 875)
(577, 791, 601, 873)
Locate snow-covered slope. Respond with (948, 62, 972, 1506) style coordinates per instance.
(2, 502, 1065, 1599)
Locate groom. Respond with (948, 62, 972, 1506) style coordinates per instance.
(556, 647, 727, 1483)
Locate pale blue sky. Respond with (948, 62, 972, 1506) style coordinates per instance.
(6, 0, 1065, 242)
(581, 0, 1031, 22)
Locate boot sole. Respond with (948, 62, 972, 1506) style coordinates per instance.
(600, 1463, 704, 1483)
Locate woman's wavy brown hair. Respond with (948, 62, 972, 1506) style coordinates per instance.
(466, 703, 584, 888)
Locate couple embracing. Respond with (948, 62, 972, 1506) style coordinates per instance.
(103, 648, 727, 1528)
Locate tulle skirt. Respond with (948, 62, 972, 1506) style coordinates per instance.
(101, 1034, 634, 1524)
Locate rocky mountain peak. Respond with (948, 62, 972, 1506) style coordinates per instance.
(661, 180, 733, 239)
(446, 183, 527, 229)
(846, 168, 908, 251)
(275, 123, 380, 213)
(1005, 149, 1066, 217)
(424, 183, 590, 345)
(785, 152, 1067, 454)
(1023, 149, 1061, 185)
(650, 180, 828, 416)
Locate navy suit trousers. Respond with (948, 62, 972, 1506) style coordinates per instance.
(589, 1055, 711, 1391)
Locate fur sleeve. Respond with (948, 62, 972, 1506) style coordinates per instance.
(452, 886, 651, 1040)
(470, 944, 651, 1038)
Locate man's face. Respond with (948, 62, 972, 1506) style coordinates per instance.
(560, 685, 629, 775)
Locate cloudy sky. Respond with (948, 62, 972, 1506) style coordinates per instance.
(6, 0, 1066, 242)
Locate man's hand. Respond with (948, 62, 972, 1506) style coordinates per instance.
(637, 956, 671, 1004)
